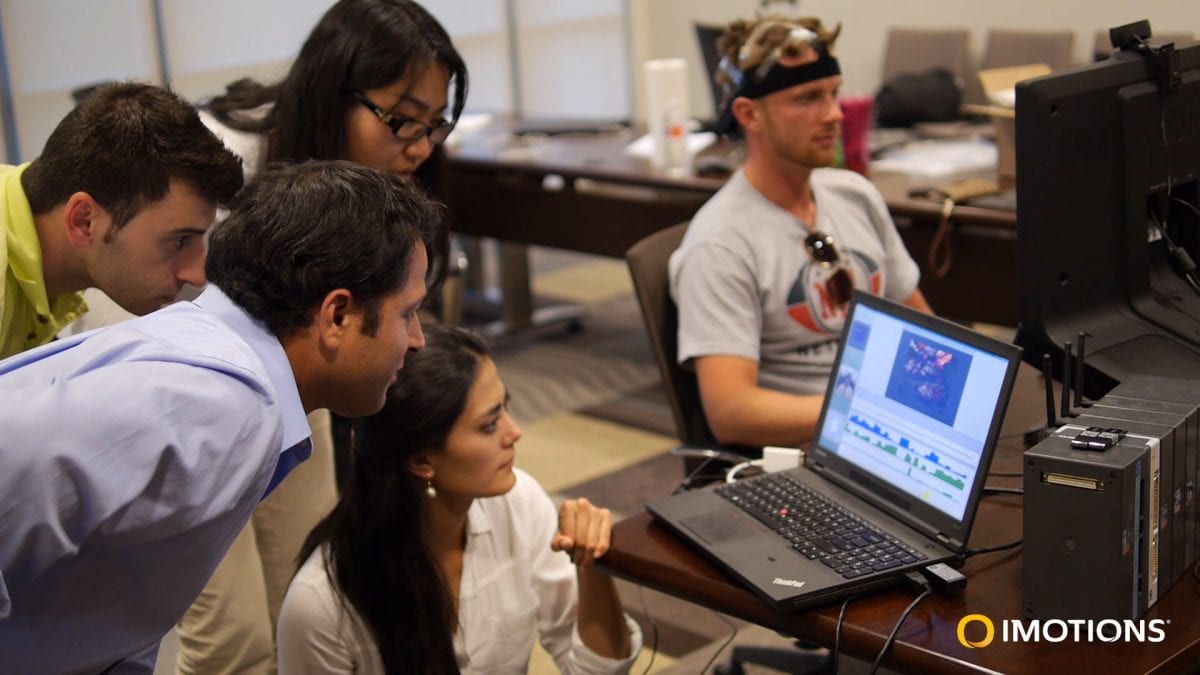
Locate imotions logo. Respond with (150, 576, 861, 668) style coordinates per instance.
(956, 614, 1169, 648)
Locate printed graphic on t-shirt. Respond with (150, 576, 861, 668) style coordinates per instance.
(785, 250, 882, 333)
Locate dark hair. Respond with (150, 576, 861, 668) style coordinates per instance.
(21, 81, 243, 229)
(207, 0, 468, 165)
(301, 324, 490, 674)
(206, 0, 466, 303)
(205, 160, 442, 337)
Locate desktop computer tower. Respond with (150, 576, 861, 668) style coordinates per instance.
(1023, 376, 1200, 619)
(1101, 376, 1200, 586)
(1024, 430, 1157, 619)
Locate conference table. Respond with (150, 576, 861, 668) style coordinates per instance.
(443, 116, 1020, 328)
(596, 365, 1200, 675)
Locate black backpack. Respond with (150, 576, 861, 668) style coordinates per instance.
(874, 68, 963, 128)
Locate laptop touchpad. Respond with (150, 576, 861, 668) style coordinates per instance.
(681, 511, 758, 544)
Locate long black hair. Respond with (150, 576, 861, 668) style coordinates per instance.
(207, 0, 468, 166)
(300, 324, 490, 674)
(207, 0, 467, 312)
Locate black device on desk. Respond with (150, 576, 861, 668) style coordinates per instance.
(1023, 374, 1200, 619)
(1015, 20, 1200, 400)
(646, 292, 1021, 612)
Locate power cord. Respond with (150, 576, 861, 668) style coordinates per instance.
(1148, 206, 1200, 298)
(1175, 195, 1200, 218)
(868, 572, 932, 675)
(830, 594, 859, 674)
(982, 485, 1023, 496)
(965, 538, 1023, 558)
(674, 456, 721, 494)
(702, 611, 740, 674)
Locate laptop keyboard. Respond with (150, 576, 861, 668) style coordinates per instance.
(715, 472, 928, 579)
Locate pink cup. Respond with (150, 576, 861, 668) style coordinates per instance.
(839, 95, 873, 176)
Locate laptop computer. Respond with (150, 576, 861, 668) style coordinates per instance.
(647, 291, 1022, 612)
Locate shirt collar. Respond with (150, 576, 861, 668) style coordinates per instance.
(2, 164, 87, 336)
(466, 498, 493, 536)
(193, 284, 311, 452)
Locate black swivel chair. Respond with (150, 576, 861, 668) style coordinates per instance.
(625, 222, 745, 463)
(625, 223, 831, 675)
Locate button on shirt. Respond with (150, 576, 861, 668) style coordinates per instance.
(0, 284, 312, 674)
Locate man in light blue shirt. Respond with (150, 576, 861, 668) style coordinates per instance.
(0, 161, 436, 674)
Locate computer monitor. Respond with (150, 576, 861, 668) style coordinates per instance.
(1014, 22, 1200, 399)
(694, 23, 726, 125)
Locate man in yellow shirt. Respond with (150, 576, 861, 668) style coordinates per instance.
(0, 81, 242, 358)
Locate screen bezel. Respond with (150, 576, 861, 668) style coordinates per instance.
(807, 291, 1022, 551)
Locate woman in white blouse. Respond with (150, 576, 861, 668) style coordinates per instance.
(276, 324, 642, 674)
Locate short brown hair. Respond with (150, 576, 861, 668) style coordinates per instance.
(22, 81, 243, 228)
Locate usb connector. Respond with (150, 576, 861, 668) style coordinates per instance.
(919, 563, 968, 595)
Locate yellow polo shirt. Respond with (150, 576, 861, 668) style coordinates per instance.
(1, 163, 86, 359)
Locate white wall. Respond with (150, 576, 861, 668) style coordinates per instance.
(159, 0, 332, 102)
(0, 0, 629, 162)
(629, 0, 1200, 125)
(0, 0, 161, 162)
(4, 1, 1197, 162)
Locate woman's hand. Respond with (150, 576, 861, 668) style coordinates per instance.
(550, 497, 613, 568)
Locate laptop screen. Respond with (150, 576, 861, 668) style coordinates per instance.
(813, 293, 1020, 531)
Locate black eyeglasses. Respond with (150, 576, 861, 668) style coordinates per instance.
(352, 92, 454, 145)
(805, 230, 853, 307)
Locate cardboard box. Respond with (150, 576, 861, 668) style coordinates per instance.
(962, 63, 1052, 185)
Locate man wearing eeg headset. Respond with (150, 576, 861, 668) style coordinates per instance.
(669, 15, 932, 449)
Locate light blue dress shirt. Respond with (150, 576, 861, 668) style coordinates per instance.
(0, 284, 313, 674)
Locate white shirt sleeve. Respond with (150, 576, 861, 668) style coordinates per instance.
(517, 476, 643, 675)
(276, 554, 359, 675)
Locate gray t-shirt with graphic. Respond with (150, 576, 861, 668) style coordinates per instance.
(669, 168, 920, 395)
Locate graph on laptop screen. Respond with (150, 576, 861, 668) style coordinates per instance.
(816, 303, 1010, 520)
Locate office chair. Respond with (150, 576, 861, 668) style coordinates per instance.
(881, 27, 971, 85)
(964, 28, 1075, 104)
(625, 223, 831, 675)
(625, 222, 745, 464)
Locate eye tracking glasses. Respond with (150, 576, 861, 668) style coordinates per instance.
(352, 92, 454, 145)
(805, 230, 853, 307)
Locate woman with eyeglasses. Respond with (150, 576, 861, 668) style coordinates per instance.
(173, 2, 468, 673)
(276, 324, 641, 673)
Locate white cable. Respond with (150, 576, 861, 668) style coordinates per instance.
(725, 459, 764, 482)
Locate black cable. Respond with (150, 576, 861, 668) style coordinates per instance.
(868, 584, 932, 675)
(701, 611, 739, 674)
(965, 538, 1023, 558)
(982, 485, 1023, 496)
(1149, 207, 1200, 299)
(1174, 196, 1200, 218)
(636, 585, 658, 675)
(674, 456, 719, 494)
(831, 594, 858, 674)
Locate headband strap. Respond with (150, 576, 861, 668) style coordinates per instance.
(715, 47, 841, 135)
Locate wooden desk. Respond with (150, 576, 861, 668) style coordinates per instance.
(597, 365, 1200, 674)
(444, 118, 1019, 326)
